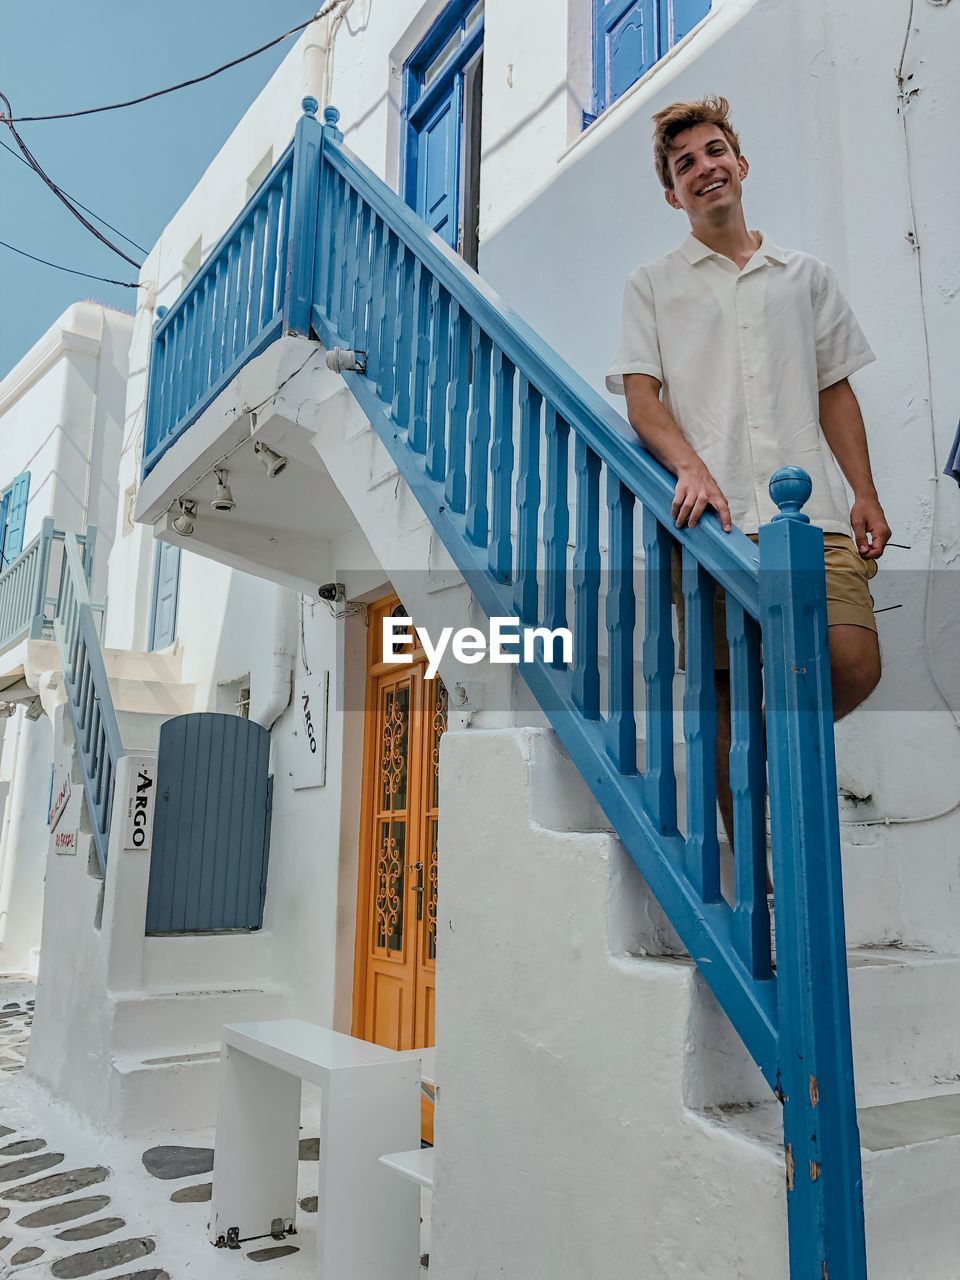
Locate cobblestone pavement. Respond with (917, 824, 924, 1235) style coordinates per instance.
(0, 978, 430, 1277)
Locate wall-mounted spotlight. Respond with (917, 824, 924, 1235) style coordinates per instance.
(254, 441, 288, 478)
(211, 469, 236, 512)
(172, 499, 197, 537)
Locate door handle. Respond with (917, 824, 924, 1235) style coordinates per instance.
(405, 861, 424, 920)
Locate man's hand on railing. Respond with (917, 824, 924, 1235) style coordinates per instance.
(672, 462, 733, 532)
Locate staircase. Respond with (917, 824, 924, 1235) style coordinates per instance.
(137, 97, 960, 1273)
(0, 533, 290, 1134)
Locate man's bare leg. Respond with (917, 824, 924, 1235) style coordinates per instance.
(713, 624, 881, 856)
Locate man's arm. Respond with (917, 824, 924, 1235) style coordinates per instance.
(818, 378, 891, 560)
(623, 373, 732, 531)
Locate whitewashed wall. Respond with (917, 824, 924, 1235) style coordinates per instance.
(115, 0, 959, 1052)
(0, 302, 132, 974)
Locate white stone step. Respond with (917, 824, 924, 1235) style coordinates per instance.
(108, 677, 195, 717)
(111, 983, 289, 1055)
(101, 646, 184, 683)
(701, 1087, 960, 1279)
(142, 930, 274, 990)
(110, 1048, 221, 1135)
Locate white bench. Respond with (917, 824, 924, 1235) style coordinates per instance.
(381, 1048, 438, 1192)
(210, 1019, 422, 1279)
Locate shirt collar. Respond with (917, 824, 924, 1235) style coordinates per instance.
(680, 232, 788, 268)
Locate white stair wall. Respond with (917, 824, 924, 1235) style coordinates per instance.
(430, 726, 960, 1280)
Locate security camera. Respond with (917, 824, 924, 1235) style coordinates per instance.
(317, 583, 346, 603)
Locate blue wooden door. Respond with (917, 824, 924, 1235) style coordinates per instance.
(414, 81, 462, 247)
(145, 713, 273, 933)
(149, 540, 181, 651)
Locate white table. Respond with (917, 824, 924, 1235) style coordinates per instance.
(210, 1019, 422, 1279)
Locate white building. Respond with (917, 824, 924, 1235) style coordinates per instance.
(14, 1, 960, 1276)
(0, 301, 132, 974)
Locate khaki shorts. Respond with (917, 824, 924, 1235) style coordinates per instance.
(672, 533, 878, 672)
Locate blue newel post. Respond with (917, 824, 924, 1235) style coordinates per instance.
(759, 466, 867, 1279)
(282, 96, 325, 336)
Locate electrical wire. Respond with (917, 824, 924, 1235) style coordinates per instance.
(0, 237, 138, 288)
(0, 90, 143, 269)
(4, 4, 344, 123)
(0, 136, 148, 255)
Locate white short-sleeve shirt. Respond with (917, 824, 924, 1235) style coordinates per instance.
(606, 233, 875, 535)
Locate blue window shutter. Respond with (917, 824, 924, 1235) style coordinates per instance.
(667, 0, 710, 44)
(4, 472, 30, 563)
(149, 540, 181, 651)
(414, 79, 462, 248)
(595, 0, 657, 112)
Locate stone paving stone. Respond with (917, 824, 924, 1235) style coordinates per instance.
(0, 1138, 45, 1156)
(57, 1217, 126, 1242)
(247, 1244, 300, 1262)
(141, 1145, 214, 1180)
(298, 1195, 318, 1213)
(3, 1167, 110, 1202)
(106, 1272, 169, 1280)
(50, 1235, 156, 1277)
(17, 1196, 111, 1227)
(11, 1244, 44, 1263)
(169, 1182, 211, 1203)
(298, 1137, 319, 1161)
(0, 1233, 11, 1250)
(0, 1126, 12, 1138)
(1, 1065, 23, 1073)
(0, 1151, 64, 1181)
(0, 1205, 8, 1221)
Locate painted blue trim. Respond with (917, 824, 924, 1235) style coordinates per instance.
(591, 0, 711, 119)
(148, 539, 181, 652)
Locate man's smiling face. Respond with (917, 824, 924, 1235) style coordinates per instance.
(663, 122, 749, 227)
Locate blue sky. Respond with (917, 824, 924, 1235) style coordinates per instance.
(0, 2, 314, 377)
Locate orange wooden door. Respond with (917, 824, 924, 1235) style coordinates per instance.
(353, 598, 445, 1083)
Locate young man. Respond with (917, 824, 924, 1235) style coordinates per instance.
(606, 96, 890, 842)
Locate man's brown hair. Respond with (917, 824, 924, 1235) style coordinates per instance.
(652, 95, 741, 189)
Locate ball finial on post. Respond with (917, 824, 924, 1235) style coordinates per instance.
(301, 96, 319, 118)
(769, 466, 813, 523)
(323, 106, 341, 128)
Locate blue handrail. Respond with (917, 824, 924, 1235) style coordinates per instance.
(141, 99, 867, 1277)
(53, 532, 123, 876)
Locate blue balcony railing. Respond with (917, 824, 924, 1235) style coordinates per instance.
(0, 519, 97, 656)
(142, 98, 867, 1277)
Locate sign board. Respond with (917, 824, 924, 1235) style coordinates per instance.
(48, 765, 71, 832)
(123, 756, 158, 852)
(291, 671, 329, 790)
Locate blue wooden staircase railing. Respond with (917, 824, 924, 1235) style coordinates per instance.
(143, 98, 868, 1278)
(53, 532, 124, 876)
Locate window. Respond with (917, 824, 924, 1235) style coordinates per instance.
(0, 472, 30, 570)
(217, 675, 251, 719)
(589, 0, 711, 123)
(245, 148, 274, 201)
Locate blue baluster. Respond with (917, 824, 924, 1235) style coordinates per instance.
(488, 347, 515, 584)
(365, 217, 387, 388)
(542, 406, 570, 665)
(426, 280, 450, 483)
(408, 261, 431, 454)
(235, 223, 254, 357)
(352, 201, 373, 353)
(681, 547, 721, 901)
(727, 596, 770, 978)
(379, 231, 400, 408)
(261, 185, 282, 328)
(248, 203, 268, 346)
(465, 324, 492, 547)
(514, 375, 542, 624)
(391, 245, 415, 428)
(445, 301, 470, 513)
(642, 508, 678, 833)
(572, 439, 601, 720)
(224, 240, 242, 368)
(339, 185, 360, 343)
(606, 477, 637, 772)
(760, 466, 867, 1280)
